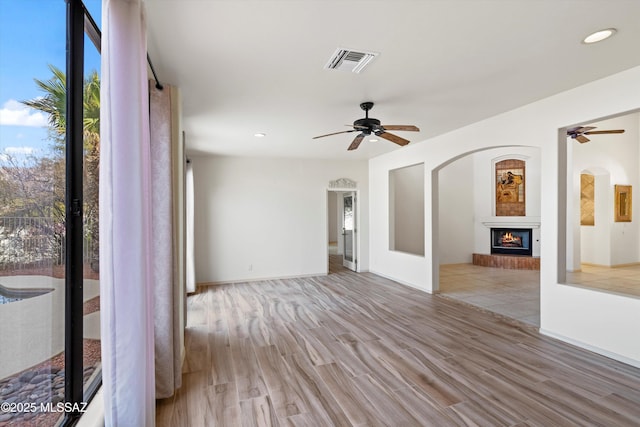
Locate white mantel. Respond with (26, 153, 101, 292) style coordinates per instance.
(480, 216, 541, 229)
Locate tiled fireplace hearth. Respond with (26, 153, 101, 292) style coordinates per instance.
(472, 253, 540, 270)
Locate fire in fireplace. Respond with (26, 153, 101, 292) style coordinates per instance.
(501, 232, 522, 247)
(491, 228, 532, 256)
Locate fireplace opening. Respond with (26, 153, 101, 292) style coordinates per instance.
(490, 228, 532, 256)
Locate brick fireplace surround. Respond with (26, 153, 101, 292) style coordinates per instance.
(472, 253, 540, 270)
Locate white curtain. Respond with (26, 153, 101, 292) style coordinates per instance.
(185, 161, 196, 293)
(100, 0, 155, 425)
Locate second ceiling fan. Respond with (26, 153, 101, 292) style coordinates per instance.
(313, 102, 419, 150)
(567, 126, 625, 143)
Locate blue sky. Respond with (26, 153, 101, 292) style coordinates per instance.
(0, 0, 101, 159)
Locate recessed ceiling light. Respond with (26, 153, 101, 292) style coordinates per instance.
(582, 28, 617, 44)
(254, 132, 266, 138)
(369, 138, 379, 142)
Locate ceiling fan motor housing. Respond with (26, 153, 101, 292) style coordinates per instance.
(354, 117, 380, 134)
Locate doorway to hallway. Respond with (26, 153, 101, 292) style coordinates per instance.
(326, 190, 358, 273)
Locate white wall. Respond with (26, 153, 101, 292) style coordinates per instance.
(574, 113, 640, 266)
(192, 156, 368, 283)
(438, 155, 475, 264)
(369, 65, 640, 366)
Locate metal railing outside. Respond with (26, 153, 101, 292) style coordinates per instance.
(0, 217, 96, 271)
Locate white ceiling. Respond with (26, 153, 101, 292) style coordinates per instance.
(145, 0, 640, 160)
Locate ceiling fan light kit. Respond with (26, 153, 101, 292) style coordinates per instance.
(313, 102, 420, 151)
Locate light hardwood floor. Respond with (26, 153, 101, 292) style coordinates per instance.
(157, 256, 640, 426)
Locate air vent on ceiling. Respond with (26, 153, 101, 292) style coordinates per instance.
(324, 48, 379, 74)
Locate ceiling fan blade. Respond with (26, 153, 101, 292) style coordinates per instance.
(583, 129, 625, 135)
(347, 134, 365, 151)
(576, 135, 590, 143)
(313, 129, 359, 139)
(376, 131, 410, 146)
(577, 126, 596, 133)
(567, 126, 596, 134)
(345, 124, 368, 129)
(381, 125, 420, 132)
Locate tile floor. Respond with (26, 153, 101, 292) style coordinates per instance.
(439, 263, 540, 326)
(439, 263, 640, 328)
(567, 264, 640, 297)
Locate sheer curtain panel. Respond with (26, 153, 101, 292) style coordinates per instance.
(100, 0, 155, 425)
(186, 161, 196, 294)
(149, 82, 183, 398)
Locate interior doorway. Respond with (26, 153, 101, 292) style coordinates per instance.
(326, 190, 358, 273)
(342, 192, 357, 271)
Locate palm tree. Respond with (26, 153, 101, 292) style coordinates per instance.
(81, 70, 101, 270)
(22, 64, 67, 147)
(21, 65, 101, 271)
(22, 64, 100, 151)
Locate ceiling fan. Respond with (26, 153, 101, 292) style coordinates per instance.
(313, 102, 419, 150)
(567, 126, 625, 143)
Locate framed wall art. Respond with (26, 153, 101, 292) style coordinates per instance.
(495, 159, 525, 216)
(614, 184, 632, 222)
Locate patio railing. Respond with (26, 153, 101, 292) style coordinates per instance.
(0, 217, 96, 271)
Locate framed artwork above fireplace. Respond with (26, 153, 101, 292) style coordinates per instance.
(495, 159, 525, 216)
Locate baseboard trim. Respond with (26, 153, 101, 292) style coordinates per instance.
(540, 328, 640, 369)
(368, 269, 434, 294)
(581, 262, 640, 268)
(197, 272, 327, 287)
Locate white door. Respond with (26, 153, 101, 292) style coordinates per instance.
(342, 192, 357, 271)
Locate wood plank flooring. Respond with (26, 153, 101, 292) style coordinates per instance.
(157, 256, 640, 426)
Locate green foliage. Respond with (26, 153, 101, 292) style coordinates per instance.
(21, 65, 100, 152)
(21, 65, 67, 147)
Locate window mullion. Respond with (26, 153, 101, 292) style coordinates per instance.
(64, 0, 85, 420)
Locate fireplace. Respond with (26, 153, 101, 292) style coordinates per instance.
(490, 228, 532, 256)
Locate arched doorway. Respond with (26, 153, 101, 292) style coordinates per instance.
(434, 146, 542, 326)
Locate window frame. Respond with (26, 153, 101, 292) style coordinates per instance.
(62, 0, 102, 424)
